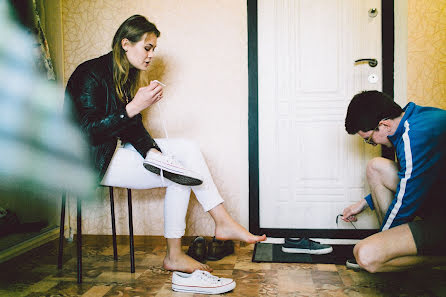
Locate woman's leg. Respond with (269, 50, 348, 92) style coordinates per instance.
(163, 184, 211, 272)
(209, 204, 266, 243)
(101, 143, 211, 272)
(155, 138, 266, 243)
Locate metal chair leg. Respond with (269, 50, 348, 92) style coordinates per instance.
(127, 189, 135, 273)
(109, 187, 118, 261)
(57, 192, 66, 269)
(77, 197, 82, 283)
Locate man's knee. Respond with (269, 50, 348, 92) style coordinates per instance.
(354, 240, 382, 273)
(366, 157, 386, 181)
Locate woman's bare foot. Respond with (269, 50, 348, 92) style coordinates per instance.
(215, 219, 266, 243)
(210, 205, 266, 243)
(164, 238, 212, 273)
(163, 252, 212, 273)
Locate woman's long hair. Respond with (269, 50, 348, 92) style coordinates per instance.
(111, 15, 160, 102)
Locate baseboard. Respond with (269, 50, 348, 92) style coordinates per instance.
(0, 226, 59, 263)
(264, 237, 360, 245)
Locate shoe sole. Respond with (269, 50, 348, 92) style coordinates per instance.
(143, 163, 203, 186)
(346, 261, 363, 270)
(172, 282, 236, 295)
(281, 246, 333, 255)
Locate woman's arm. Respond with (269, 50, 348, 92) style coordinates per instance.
(66, 67, 141, 145)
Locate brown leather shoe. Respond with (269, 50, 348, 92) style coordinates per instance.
(186, 236, 207, 263)
(207, 237, 234, 261)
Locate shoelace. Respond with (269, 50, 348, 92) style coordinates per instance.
(336, 214, 357, 229)
(291, 238, 322, 249)
(156, 82, 169, 186)
(157, 152, 183, 186)
(198, 271, 220, 284)
(162, 154, 182, 166)
(305, 238, 321, 247)
(157, 101, 169, 139)
(155, 82, 198, 186)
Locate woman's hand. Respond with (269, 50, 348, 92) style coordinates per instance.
(125, 81, 163, 118)
(341, 199, 368, 222)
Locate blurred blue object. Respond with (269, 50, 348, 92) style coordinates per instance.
(0, 1, 97, 199)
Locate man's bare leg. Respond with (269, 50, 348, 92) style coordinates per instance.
(366, 157, 399, 224)
(209, 204, 266, 243)
(163, 238, 212, 273)
(354, 224, 446, 272)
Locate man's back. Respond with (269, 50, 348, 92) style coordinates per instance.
(383, 102, 446, 229)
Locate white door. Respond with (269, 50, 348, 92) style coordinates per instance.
(258, 0, 382, 230)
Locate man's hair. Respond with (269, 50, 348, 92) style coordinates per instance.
(345, 90, 403, 134)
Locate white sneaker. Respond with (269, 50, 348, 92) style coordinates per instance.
(172, 270, 236, 295)
(346, 258, 363, 270)
(143, 151, 203, 186)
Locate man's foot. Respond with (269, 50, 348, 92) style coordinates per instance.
(163, 252, 212, 273)
(143, 150, 203, 186)
(214, 216, 266, 244)
(281, 238, 333, 254)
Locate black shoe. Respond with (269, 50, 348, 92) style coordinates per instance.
(207, 237, 234, 261)
(346, 258, 363, 270)
(281, 238, 333, 255)
(186, 236, 207, 263)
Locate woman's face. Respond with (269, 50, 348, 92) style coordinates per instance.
(122, 32, 157, 70)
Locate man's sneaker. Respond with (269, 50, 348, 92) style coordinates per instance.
(172, 270, 236, 295)
(143, 151, 203, 186)
(281, 237, 333, 255)
(346, 258, 363, 270)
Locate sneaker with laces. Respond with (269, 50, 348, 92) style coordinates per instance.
(143, 150, 203, 186)
(281, 237, 333, 255)
(172, 270, 236, 295)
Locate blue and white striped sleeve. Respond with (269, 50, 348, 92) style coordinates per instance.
(380, 121, 433, 230)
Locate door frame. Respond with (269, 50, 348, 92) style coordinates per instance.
(248, 0, 395, 238)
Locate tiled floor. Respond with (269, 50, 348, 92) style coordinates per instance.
(0, 235, 445, 296)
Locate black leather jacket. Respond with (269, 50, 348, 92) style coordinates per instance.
(65, 52, 159, 180)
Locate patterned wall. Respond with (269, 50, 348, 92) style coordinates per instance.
(61, 1, 446, 237)
(63, 0, 248, 236)
(407, 0, 446, 108)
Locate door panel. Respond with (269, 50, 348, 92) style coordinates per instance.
(258, 0, 382, 230)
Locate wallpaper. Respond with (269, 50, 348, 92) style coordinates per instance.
(60, 0, 446, 237)
(407, 0, 446, 108)
(62, 0, 248, 236)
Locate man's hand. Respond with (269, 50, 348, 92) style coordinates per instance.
(341, 199, 368, 222)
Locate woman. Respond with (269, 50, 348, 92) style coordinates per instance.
(65, 14, 265, 273)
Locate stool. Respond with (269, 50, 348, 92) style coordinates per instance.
(57, 187, 135, 283)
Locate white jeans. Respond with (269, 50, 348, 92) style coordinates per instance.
(100, 138, 224, 238)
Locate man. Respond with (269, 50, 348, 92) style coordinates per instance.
(342, 90, 446, 272)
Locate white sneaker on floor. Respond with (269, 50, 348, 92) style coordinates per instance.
(172, 270, 236, 295)
(143, 151, 203, 186)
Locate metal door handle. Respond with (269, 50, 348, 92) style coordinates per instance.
(354, 58, 378, 67)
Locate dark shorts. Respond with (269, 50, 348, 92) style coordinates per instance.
(408, 211, 446, 256)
